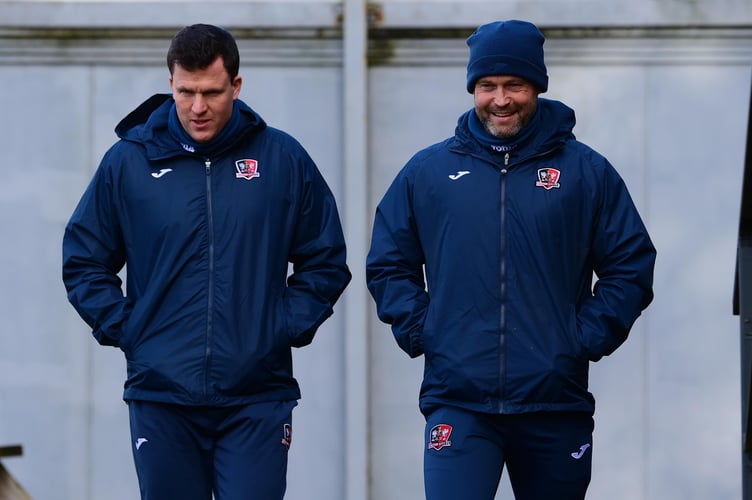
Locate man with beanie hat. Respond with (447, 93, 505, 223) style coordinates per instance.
(367, 19, 655, 500)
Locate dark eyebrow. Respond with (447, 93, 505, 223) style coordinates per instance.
(174, 84, 225, 94)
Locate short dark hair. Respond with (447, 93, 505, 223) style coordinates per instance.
(166, 24, 240, 80)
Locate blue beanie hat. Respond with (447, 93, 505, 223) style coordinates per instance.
(466, 20, 548, 93)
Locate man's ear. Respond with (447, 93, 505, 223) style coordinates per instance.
(232, 75, 243, 99)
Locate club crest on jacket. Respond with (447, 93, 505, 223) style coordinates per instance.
(535, 167, 561, 190)
(235, 158, 260, 180)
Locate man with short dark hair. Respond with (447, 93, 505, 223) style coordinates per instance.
(63, 24, 351, 499)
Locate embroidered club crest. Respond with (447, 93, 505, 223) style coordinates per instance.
(428, 424, 453, 451)
(535, 167, 561, 190)
(281, 423, 293, 449)
(235, 159, 260, 180)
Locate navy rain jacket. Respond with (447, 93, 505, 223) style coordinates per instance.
(63, 94, 351, 406)
(366, 98, 656, 416)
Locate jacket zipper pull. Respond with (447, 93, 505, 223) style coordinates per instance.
(205, 159, 211, 173)
(504, 153, 510, 166)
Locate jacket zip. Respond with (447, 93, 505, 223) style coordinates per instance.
(452, 147, 562, 413)
(204, 158, 215, 398)
(498, 152, 510, 413)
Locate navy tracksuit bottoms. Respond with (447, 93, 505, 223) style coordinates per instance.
(424, 407, 594, 500)
(127, 399, 297, 500)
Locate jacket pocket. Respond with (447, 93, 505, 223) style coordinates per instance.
(277, 298, 293, 350)
(568, 305, 589, 362)
(116, 300, 134, 356)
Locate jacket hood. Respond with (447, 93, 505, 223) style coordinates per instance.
(453, 97, 577, 161)
(114, 93, 266, 159)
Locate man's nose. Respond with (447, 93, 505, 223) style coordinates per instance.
(192, 94, 208, 113)
(492, 89, 511, 106)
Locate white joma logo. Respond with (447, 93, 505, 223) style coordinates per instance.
(151, 168, 173, 178)
(135, 438, 149, 450)
(571, 443, 590, 459)
(448, 171, 470, 180)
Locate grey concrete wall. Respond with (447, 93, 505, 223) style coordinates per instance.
(367, 31, 752, 499)
(0, 1, 750, 499)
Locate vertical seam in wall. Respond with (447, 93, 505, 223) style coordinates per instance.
(343, 1, 370, 499)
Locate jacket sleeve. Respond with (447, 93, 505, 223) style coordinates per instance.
(285, 161, 351, 348)
(366, 171, 429, 358)
(577, 160, 656, 361)
(62, 159, 130, 347)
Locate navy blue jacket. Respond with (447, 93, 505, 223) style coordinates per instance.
(366, 99, 655, 416)
(63, 94, 351, 406)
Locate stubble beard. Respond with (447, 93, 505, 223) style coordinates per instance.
(483, 117, 523, 139)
